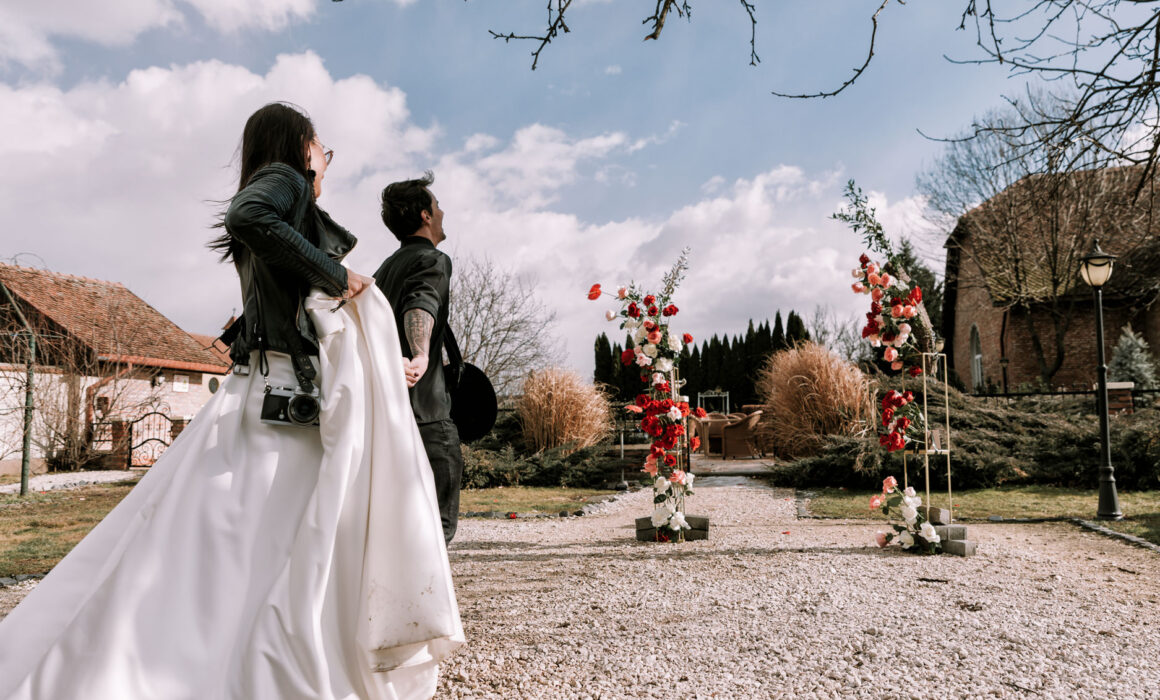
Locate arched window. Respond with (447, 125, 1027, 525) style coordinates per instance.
(969, 325, 984, 393)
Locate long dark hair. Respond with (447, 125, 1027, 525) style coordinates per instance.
(210, 102, 317, 261)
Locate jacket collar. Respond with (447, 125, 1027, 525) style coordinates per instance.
(401, 236, 436, 250)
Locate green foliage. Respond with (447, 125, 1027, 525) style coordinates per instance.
(461, 410, 637, 490)
(593, 333, 615, 387)
(1108, 325, 1158, 389)
(771, 377, 1160, 491)
(832, 180, 894, 259)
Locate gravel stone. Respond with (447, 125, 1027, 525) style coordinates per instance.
(3, 475, 1158, 698)
(1, 470, 143, 495)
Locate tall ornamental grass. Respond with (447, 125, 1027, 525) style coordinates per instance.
(516, 368, 613, 455)
(757, 342, 874, 459)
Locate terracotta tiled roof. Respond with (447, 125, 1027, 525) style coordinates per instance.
(189, 333, 233, 366)
(0, 263, 229, 374)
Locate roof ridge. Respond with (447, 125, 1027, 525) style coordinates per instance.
(0, 262, 127, 288)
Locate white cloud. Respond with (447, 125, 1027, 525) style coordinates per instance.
(604, 65, 622, 76)
(0, 0, 320, 72)
(2, 52, 927, 382)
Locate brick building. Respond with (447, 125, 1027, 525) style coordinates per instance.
(943, 166, 1160, 393)
(0, 263, 230, 475)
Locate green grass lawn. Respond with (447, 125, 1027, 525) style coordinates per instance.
(806, 485, 1160, 546)
(0, 482, 618, 577)
(460, 486, 618, 514)
(0, 482, 137, 578)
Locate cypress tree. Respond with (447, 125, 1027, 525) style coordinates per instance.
(786, 310, 809, 346)
(593, 333, 614, 386)
(772, 312, 786, 351)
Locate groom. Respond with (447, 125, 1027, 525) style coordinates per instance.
(374, 171, 464, 545)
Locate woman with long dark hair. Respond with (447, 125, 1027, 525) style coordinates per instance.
(0, 103, 463, 699)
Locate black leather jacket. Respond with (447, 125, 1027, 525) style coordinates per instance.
(223, 163, 355, 369)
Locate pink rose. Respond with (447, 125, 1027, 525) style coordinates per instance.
(647, 330, 663, 344)
(898, 323, 912, 334)
(869, 494, 884, 509)
(605, 310, 617, 321)
(866, 262, 878, 274)
(625, 405, 644, 413)
(617, 286, 627, 300)
(879, 272, 891, 286)
(852, 268, 863, 278)
(891, 304, 904, 318)
(903, 305, 917, 319)
(871, 287, 884, 302)
(852, 282, 866, 294)
(867, 272, 882, 286)
(642, 457, 658, 477)
(882, 476, 897, 493)
(891, 360, 904, 371)
(669, 470, 687, 485)
(875, 532, 888, 548)
(884, 347, 898, 362)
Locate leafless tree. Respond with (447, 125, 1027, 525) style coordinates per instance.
(805, 304, 872, 365)
(448, 255, 561, 398)
(0, 293, 165, 476)
(458, 0, 1159, 184)
(918, 106, 1158, 383)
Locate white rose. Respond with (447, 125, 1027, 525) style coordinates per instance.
(668, 333, 682, 352)
(920, 522, 940, 543)
(635, 354, 653, 367)
(897, 531, 915, 548)
(901, 505, 918, 525)
(624, 318, 639, 330)
(669, 511, 690, 530)
(904, 495, 922, 509)
(633, 327, 647, 344)
(654, 477, 670, 493)
(650, 504, 673, 527)
(903, 486, 916, 497)
(652, 372, 666, 385)
(667, 406, 683, 421)
(643, 344, 658, 358)
(685, 473, 695, 490)
(605, 310, 617, 322)
(655, 357, 673, 373)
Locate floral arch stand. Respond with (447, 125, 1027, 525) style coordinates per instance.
(900, 353, 977, 556)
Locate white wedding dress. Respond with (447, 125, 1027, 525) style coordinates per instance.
(0, 287, 463, 700)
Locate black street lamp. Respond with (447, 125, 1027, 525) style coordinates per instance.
(1078, 239, 1123, 520)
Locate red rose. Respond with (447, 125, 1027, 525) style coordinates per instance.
(694, 407, 707, 418)
(643, 294, 656, 306)
(643, 320, 656, 332)
(690, 436, 701, 450)
(651, 444, 667, 458)
(859, 253, 870, 267)
(908, 366, 923, 377)
(627, 303, 641, 318)
(679, 402, 690, 417)
(636, 394, 651, 407)
(682, 333, 693, 344)
(662, 304, 678, 317)
(881, 406, 894, 426)
(902, 391, 914, 403)
(909, 286, 922, 304)
(656, 382, 671, 394)
(507, 512, 518, 519)
(587, 284, 602, 300)
(664, 454, 677, 467)
(648, 305, 659, 317)
(896, 417, 911, 433)
(620, 348, 636, 366)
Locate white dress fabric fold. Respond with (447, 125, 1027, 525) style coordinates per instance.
(0, 287, 462, 700)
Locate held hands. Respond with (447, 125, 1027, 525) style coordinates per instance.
(403, 353, 429, 388)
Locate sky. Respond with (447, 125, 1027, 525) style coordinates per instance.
(0, 0, 1027, 378)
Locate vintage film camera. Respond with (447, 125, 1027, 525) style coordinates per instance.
(260, 383, 321, 427)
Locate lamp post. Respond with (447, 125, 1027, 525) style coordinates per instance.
(1078, 239, 1123, 520)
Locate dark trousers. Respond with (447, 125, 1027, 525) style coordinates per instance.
(417, 419, 464, 544)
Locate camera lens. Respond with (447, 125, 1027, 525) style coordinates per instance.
(287, 392, 320, 426)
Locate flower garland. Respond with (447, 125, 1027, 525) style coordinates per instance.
(588, 250, 701, 540)
(871, 476, 942, 554)
(852, 253, 928, 452)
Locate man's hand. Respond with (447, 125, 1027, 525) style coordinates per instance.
(404, 353, 429, 388)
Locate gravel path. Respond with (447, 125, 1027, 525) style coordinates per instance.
(0, 470, 143, 495)
(3, 477, 1158, 698)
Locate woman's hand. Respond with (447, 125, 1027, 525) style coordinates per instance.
(403, 354, 429, 388)
(344, 272, 374, 299)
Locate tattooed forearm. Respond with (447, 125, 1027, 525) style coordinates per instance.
(403, 308, 435, 358)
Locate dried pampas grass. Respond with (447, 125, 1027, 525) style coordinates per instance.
(516, 368, 613, 454)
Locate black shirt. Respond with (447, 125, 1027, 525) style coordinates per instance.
(374, 237, 453, 424)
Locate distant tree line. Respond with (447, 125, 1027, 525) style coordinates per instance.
(594, 311, 810, 408)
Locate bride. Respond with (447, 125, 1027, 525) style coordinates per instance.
(0, 103, 463, 699)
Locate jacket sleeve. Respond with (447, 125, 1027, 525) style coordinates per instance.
(224, 164, 349, 296)
(400, 251, 450, 320)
